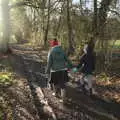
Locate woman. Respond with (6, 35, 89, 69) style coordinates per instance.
(46, 38, 72, 100)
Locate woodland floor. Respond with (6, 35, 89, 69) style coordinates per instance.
(0, 44, 120, 120)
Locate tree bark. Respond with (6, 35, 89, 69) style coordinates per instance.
(44, 0, 51, 46)
(54, 3, 65, 37)
(98, 0, 113, 43)
(66, 0, 75, 55)
(79, 0, 84, 15)
(97, 0, 114, 71)
(93, 0, 98, 40)
(0, 0, 10, 53)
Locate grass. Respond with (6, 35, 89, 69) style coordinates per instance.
(0, 56, 15, 120)
(0, 72, 13, 86)
(115, 40, 120, 45)
(0, 57, 15, 86)
(111, 40, 120, 48)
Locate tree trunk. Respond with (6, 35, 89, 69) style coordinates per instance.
(93, 0, 98, 40)
(41, 0, 45, 45)
(44, 0, 51, 46)
(54, 16, 61, 38)
(66, 0, 75, 55)
(98, 0, 113, 45)
(0, 0, 10, 53)
(79, 0, 84, 15)
(54, 2, 65, 38)
(97, 0, 114, 71)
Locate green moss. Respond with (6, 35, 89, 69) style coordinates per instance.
(97, 72, 110, 81)
(0, 57, 15, 86)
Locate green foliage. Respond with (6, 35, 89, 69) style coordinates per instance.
(0, 72, 13, 86)
(113, 40, 120, 48)
(10, 6, 32, 43)
(0, 111, 2, 120)
(97, 72, 110, 82)
(0, 57, 15, 86)
(0, 59, 13, 120)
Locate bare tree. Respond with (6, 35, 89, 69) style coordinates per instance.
(93, 0, 98, 39)
(66, 0, 75, 55)
(43, 0, 51, 46)
(79, 0, 84, 15)
(0, 0, 10, 53)
(97, 0, 115, 71)
(98, 0, 114, 47)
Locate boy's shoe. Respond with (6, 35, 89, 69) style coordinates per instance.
(90, 88, 93, 95)
(88, 88, 97, 96)
(76, 86, 83, 92)
(91, 89, 97, 95)
(59, 99, 63, 103)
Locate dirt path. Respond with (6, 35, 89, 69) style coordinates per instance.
(9, 44, 120, 120)
(0, 57, 40, 120)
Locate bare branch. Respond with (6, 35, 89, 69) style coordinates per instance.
(109, 9, 120, 17)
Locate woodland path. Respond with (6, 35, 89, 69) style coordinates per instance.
(7, 44, 120, 120)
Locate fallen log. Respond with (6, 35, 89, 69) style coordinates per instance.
(33, 83, 57, 120)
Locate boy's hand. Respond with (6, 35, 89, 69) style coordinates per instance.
(72, 67, 78, 73)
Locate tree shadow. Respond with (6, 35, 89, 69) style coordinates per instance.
(10, 54, 52, 119)
(10, 52, 120, 120)
(64, 83, 120, 119)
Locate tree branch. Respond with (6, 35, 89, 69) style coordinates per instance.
(10, 1, 40, 9)
(109, 9, 120, 17)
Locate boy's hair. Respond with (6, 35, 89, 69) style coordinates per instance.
(53, 38, 57, 41)
(87, 39, 95, 53)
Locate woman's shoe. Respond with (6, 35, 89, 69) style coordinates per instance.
(52, 92, 56, 96)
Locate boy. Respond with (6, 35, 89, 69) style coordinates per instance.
(77, 41, 96, 95)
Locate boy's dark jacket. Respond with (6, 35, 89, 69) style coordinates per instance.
(46, 46, 72, 74)
(77, 48, 96, 74)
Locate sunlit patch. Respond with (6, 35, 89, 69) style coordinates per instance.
(0, 1, 2, 37)
(0, 0, 1, 21)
